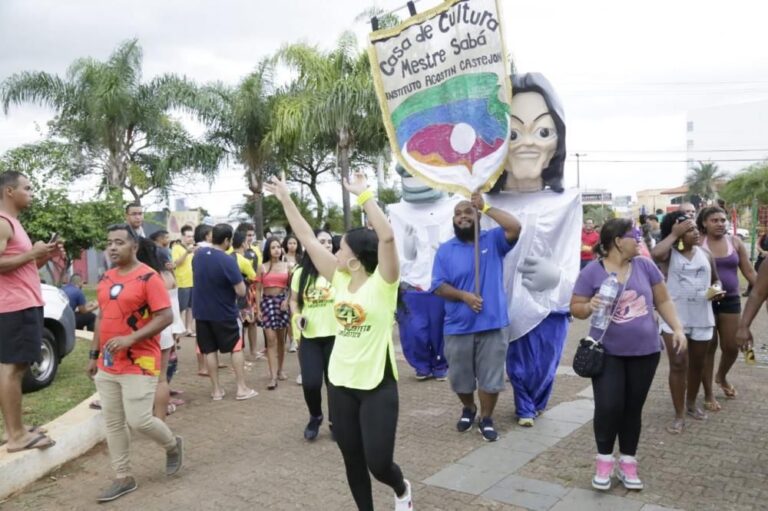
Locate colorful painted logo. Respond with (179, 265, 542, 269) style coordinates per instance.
(392, 73, 509, 174)
(305, 286, 333, 304)
(334, 302, 367, 328)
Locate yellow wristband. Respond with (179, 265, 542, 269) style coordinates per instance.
(356, 189, 374, 207)
(481, 203, 491, 214)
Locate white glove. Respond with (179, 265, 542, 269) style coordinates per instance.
(519, 255, 561, 292)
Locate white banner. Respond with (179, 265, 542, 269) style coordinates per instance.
(369, 0, 512, 197)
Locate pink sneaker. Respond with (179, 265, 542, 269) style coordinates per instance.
(617, 456, 643, 490)
(592, 456, 614, 490)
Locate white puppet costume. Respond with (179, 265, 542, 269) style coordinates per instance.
(389, 166, 460, 379)
(482, 73, 581, 422)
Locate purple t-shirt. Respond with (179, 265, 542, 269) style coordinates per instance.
(573, 256, 664, 356)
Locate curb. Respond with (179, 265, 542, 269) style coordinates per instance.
(0, 330, 104, 501)
(0, 348, 105, 502)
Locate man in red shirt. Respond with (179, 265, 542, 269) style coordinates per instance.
(86, 224, 182, 502)
(0, 171, 58, 453)
(581, 219, 599, 269)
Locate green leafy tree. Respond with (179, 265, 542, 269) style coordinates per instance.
(275, 139, 337, 226)
(720, 161, 768, 206)
(197, 60, 275, 238)
(684, 161, 726, 201)
(273, 33, 388, 230)
(1, 39, 223, 202)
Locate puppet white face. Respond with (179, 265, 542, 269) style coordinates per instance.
(505, 92, 558, 186)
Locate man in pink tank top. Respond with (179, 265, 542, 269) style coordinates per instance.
(0, 171, 58, 452)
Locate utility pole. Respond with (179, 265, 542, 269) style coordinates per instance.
(574, 153, 587, 189)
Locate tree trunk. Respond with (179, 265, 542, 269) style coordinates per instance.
(338, 139, 351, 230)
(247, 166, 265, 239)
(309, 177, 324, 227)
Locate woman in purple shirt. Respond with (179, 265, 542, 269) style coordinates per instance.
(571, 218, 686, 492)
(697, 206, 756, 406)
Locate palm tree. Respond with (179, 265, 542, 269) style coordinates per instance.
(273, 32, 387, 229)
(196, 59, 275, 238)
(684, 161, 726, 201)
(720, 162, 768, 206)
(1, 39, 223, 202)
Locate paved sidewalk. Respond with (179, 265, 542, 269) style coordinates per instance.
(3, 310, 767, 510)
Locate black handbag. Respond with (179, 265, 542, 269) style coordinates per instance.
(572, 272, 627, 378)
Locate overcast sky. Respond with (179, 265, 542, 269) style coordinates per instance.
(1, 0, 768, 216)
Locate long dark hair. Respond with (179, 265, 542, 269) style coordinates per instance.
(593, 218, 632, 258)
(296, 229, 331, 310)
(137, 237, 165, 273)
(344, 227, 379, 274)
(282, 234, 303, 260)
(263, 236, 282, 272)
(660, 211, 687, 240)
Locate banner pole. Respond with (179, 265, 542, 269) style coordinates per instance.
(474, 205, 481, 295)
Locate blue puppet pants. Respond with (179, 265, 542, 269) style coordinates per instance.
(396, 290, 448, 377)
(506, 312, 570, 419)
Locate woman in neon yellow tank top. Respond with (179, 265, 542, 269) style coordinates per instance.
(266, 172, 412, 511)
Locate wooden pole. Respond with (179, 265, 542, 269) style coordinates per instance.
(474, 205, 481, 295)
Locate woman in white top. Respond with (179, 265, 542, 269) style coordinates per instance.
(652, 211, 722, 434)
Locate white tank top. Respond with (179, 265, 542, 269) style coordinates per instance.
(666, 247, 715, 328)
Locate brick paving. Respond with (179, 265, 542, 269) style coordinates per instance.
(3, 305, 767, 510)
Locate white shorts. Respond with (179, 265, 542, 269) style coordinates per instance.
(160, 326, 175, 350)
(660, 321, 713, 341)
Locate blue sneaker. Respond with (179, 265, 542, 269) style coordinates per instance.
(478, 417, 498, 442)
(456, 406, 477, 432)
(433, 370, 448, 381)
(415, 371, 431, 380)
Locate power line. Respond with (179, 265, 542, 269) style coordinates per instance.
(575, 148, 768, 154)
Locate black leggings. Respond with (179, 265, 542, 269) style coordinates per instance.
(592, 352, 660, 456)
(329, 369, 405, 511)
(298, 336, 334, 420)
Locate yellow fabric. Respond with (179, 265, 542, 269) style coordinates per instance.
(291, 267, 336, 340)
(171, 244, 193, 288)
(234, 252, 257, 281)
(328, 268, 398, 390)
(251, 244, 263, 270)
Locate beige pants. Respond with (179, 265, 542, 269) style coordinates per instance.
(95, 371, 176, 478)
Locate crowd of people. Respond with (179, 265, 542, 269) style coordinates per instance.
(2, 166, 768, 509)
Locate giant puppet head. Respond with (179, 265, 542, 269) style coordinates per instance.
(490, 72, 566, 194)
(395, 163, 446, 203)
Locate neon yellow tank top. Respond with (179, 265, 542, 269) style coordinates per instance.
(290, 267, 336, 339)
(329, 268, 399, 390)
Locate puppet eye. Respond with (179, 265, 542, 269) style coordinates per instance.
(537, 127, 553, 138)
(509, 130, 520, 141)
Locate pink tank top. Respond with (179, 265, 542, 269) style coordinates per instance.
(0, 212, 44, 313)
(261, 268, 289, 288)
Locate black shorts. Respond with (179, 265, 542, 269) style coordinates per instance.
(0, 307, 43, 365)
(712, 295, 742, 315)
(196, 319, 242, 354)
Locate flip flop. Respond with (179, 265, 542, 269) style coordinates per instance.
(686, 407, 708, 421)
(197, 372, 209, 377)
(6, 432, 56, 453)
(719, 383, 737, 399)
(170, 398, 185, 407)
(89, 400, 102, 410)
(169, 389, 184, 396)
(666, 419, 685, 435)
(211, 391, 226, 401)
(0, 425, 47, 446)
(703, 400, 721, 412)
(236, 389, 258, 401)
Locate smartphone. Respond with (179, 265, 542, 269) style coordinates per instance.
(48, 232, 59, 243)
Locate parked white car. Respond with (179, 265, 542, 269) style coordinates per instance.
(727, 227, 749, 240)
(23, 284, 77, 392)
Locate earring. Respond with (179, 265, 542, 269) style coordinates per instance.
(347, 258, 362, 273)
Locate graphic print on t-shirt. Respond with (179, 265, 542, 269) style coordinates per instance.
(305, 286, 333, 308)
(613, 290, 649, 324)
(334, 301, 371, 338)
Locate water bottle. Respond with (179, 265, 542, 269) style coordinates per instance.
(591, 273, 620, 331)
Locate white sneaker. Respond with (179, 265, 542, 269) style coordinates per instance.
(394, 479, 412, 510)
(288, 340, 298, 353)
(296, 374, 302, 385)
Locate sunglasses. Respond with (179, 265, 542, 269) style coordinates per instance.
(621, 230, 642, 242)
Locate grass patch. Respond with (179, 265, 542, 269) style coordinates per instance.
(0, 339, 95, 439)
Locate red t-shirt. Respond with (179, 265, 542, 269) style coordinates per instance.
(96, 264, 170, 376)
(581, 229, 600, 261)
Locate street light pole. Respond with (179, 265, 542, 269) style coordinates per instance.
(574, 153, 587, 189)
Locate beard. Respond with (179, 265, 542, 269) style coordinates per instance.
(454, 222, 475, 242)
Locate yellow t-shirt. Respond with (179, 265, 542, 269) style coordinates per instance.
(171, 244, 193, 288)
(291, 267, 336, 339)
(329, 268, 398, 390)
(235, 252, 257, 281)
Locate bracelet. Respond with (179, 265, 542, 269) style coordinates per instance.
(481, 203, 491, 214)
(356, 189, 374, 207)
(88, 350, 100, 360)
